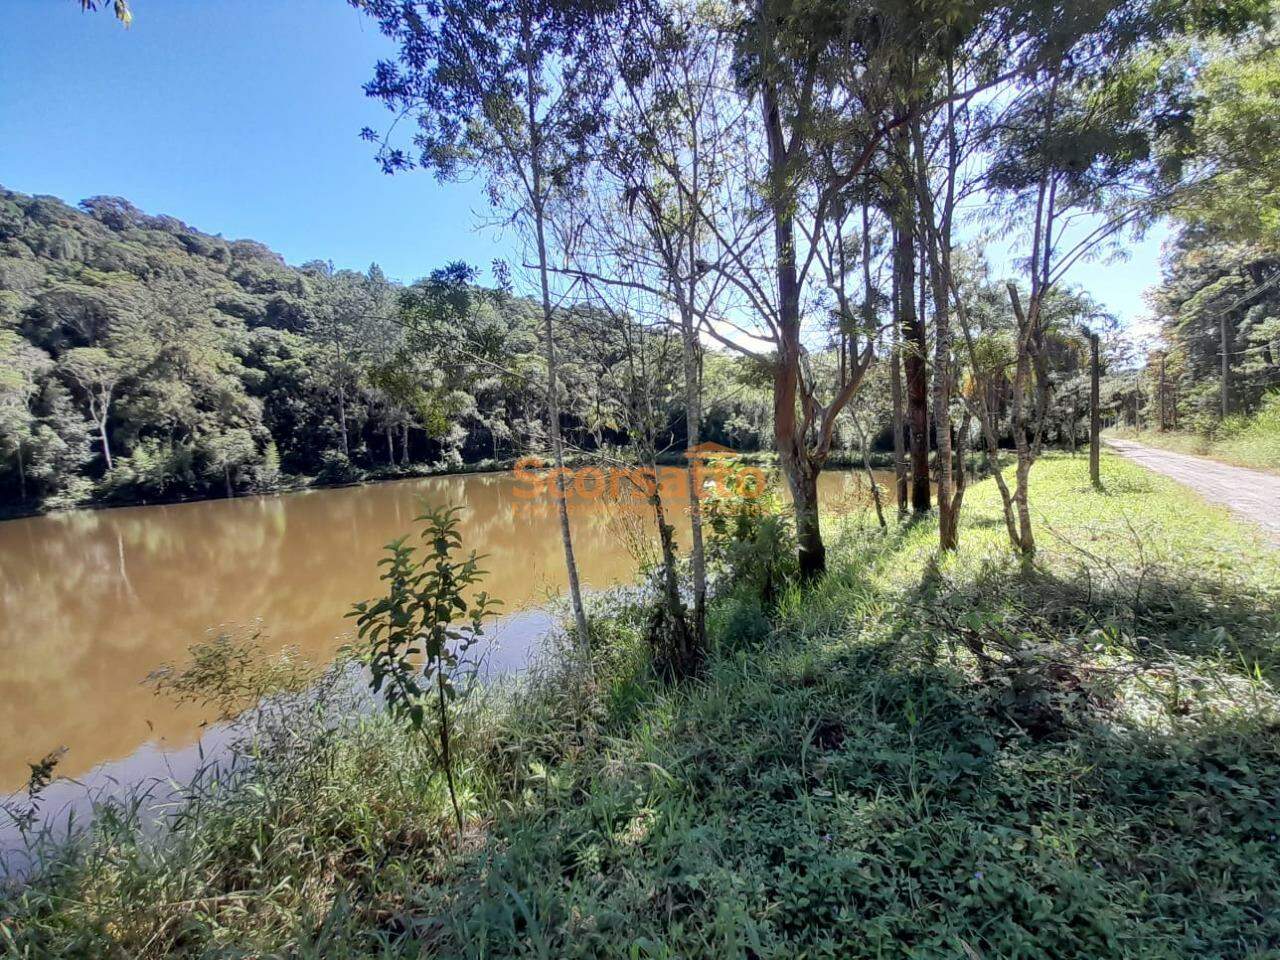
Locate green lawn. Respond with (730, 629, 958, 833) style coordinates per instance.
(4, 454, 1280, 959)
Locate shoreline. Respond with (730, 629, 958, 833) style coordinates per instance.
(2, 447, 899, 522)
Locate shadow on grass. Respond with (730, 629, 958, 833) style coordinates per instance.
(8, 511, 1278, 958)
(428, 550, 1280, 959)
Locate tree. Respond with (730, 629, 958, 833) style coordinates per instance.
(60, 347, 123, 471)
(624, 0, 939, 579)
(305, 264, 389, 460)
(201, 428, 259, 499)
(0, 331, 52, 502)
(76, 0, 131, 25)
(1170, 34, 1280, 243)
(352, 0, 616, 649)
(555, 5, 739, 655)
(350, 507, 500, 835)
(1090, 331, 1102, 486)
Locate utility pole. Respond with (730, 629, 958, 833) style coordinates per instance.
(1221, 312, 1231, 419)
(1089, 332, 1101, 487)
(1158, 353, 1167, 431)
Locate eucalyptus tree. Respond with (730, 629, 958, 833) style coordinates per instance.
(892, 0, 1037, 549)
(351, 0, 621, 648)
(646, 0, 949, 579)
(553, 5, 743, 651)
(713, 0, 1042, 571)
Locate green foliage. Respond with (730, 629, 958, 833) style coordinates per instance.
(96, 437, 192, 500)
(312, 449, 360, 486)
(0, 186, 749, 513)
(1111, 390, 1280, 470)
(703, 461, 798, 607)
(350, 505, 501, 831)
(1173, 34, 1280, 241)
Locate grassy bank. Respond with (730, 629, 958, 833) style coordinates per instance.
(4, 454, 1280, 958)
(1107, 392, 1280, 473)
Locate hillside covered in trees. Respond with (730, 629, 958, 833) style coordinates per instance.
(0, 187, 776, 513)
(0, 182, 1132, 520)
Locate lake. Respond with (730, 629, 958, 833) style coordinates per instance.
(0, 466, 882, 798)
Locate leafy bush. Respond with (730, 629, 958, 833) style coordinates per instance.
(96, 438, 194, 501)
(315, 449, 362, 484)
(703, 461, 797, 606)
(1217, 390, 1280, 469)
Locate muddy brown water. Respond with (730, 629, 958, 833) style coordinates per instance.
(0, 467, 884, 807)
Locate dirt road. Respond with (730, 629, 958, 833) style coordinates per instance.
(1106, 439, 1280, 546)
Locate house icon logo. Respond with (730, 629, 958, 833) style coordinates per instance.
(685, 441, 740, 460)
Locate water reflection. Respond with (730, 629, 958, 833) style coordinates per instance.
(0, 467, 880, 793)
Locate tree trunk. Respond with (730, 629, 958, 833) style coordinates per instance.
(401, 422, 410, 465)
(647, 465, 696, 678)
(853, 417, 886, 530)
(337, 383, 349, 459)
(387, 427, 395, 465)
(437, 668, 463, 836)
(913, 112, 955, 548)
(890, 295, 908, 515)
(931, 321, 954, 550)
(526, 28, 590, 651)
(16, 440, 26, 502)
(1085, 342, 1100, 469)
(762, 74, 824, 579)
(681, 308, 707, 651)
(98, 417, 114, 471)
(790, 462, 825, 579)
(1008, 286, 1037, 557)
(224, 464, 233, 499)
(1158, 355, 1167, 431)
(896, 194, 930, 514)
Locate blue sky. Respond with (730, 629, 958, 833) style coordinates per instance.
(0, 0, 506, 286)
(1, 0, 1167, 330)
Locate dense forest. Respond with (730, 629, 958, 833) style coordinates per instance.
(1102, 30, 1280, 460)
(0, 186, 778, 512)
